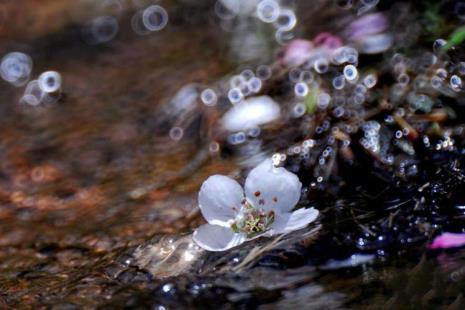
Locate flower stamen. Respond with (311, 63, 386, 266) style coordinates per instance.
(232, 208, 275, 238)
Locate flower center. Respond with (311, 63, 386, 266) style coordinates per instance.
(231, 201, 275, 238)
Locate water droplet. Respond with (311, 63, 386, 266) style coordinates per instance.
(38, 71, 61, 93)
(0, 52, 32, 87)
(247, 77, 262, 93)
(314, 58, 329, 74)
(200, 88, 217, 106)
(332, 75, 346, 90)
(90, 16, 119, 44)
(257, 0, 280, 23)
(169, 127, 184, 141)
(292, 103, 306, 118)
(273, 9, 296, 31)
(228, 88, 243, 104)
(363, 74, 377, 88)
(433, 38, 447, 52)
(343, 65, 358, 81)
(450, 75, 462, 91)
(142, 5, 168, 31)
(256, 65, 272, 80)
(294, 82, 309, 97)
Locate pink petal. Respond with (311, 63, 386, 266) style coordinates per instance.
(429, 232, 465, 249)
(282, 39, 314, 67)
(313, 32, 343, 50)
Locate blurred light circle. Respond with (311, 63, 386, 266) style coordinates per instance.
(20, 94, 41, 107)
(354, 84, 367, 94)
(248, 77, 262, 93)
(131, 10, 150, 36)
(0, 52, 32, 87)
(257, 0, 280, 23)
(363, 74, 377, 88)
(228, 132, 246, 145)
(241, 69, 255, 81)
(300, 70, 314, 83)
(273, 9, 296, 31)
(314, 58, 329, 74)
(228, 88, 243, 104)
(275, 28, 294, 45)
(431, 76, 442, 89)
(38, 71, 61, 93)
(169, 127, 184, 141)
(332, 75, 346, 90)
(433, 38, 447, 53)
(343, 47, 358, 63)
(91, 16, 119, 43)
(332, 47, 348, 64)
(200, 88, 217, 106)
(24, 80, 44, 106)
(209, 141, 220, 153)
(450, 75, 462, 91)
(230, 75, 246, 89)
(436, 68, 447, 79)
(256, 65, 272, 80)
(142, 5, 168, 32)
(343, 64, 358, 81)
(294, 82, 308, 97)
(289, 68, 302, 83)
(292, 103, 306, 118)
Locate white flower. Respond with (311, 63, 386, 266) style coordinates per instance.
(221, 96, 281, 132)
(193, 159, 319, 251)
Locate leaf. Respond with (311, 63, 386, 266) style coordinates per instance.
(442, 26, 465, 51)
(304, 86, 319, 114)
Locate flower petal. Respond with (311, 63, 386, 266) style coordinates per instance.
(282, 39, 314, 67)
(428, 232, 465, 250)
(347, 13, 388, 40)
(355, 33, 393, 55)
(279, 208, 319, 233)
(221, 96, 281, 132)
(244, 159, 302, 213)
(199, 175, 244, 227)
(267, 208, 318, 235)
(193, 224, 246, 251)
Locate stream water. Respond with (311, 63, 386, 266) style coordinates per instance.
(1, 0, 465, 309)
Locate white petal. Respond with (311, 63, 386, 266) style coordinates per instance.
(268, 211, 290, 234)
(199, 175, 244, 227)
(221, 96, 281, 132)
(271, 208, 319, 234)
(355, 33, 393, 54)
(193, 224, 246, 251)
(244, 159, 302, 213)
